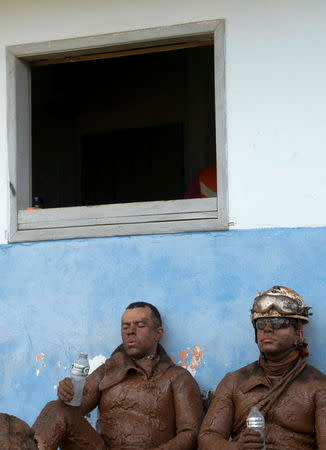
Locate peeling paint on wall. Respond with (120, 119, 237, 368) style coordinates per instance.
(89, 354, 106, 374)
(35, 353, 44, 361)
(173, 344, 206, 377)
(35, 353, 47, 377)
(189, 344, 204, 377)
(178, 348, 190, 362)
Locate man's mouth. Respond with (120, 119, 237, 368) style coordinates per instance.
(127, 340, 136, 346)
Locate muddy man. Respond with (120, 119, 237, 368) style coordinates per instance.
(33, 302, 202, 449)
(199, 286, 326, 449)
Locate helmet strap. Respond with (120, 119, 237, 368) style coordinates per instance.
(296, 321, 309, 357)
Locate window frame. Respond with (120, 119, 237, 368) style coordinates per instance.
(7, 20, 228, 242)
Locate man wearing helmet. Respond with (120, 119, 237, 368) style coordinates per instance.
(199, 286, 326, 449)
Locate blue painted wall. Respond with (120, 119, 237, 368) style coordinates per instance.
(1, 227, 326, 426)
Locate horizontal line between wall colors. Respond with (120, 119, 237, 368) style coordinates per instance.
(230, 223, 326, 230)
(4, 225, 326, 246)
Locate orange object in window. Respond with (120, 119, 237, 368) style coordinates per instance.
(184, 165, 217, 199)
(199, 165, 217, 198)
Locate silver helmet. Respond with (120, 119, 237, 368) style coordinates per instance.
(251, 285, 311, 324)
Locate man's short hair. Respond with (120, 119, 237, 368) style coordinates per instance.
(126, 302, 162, 328)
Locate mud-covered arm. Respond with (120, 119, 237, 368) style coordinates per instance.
(81, 363, 106, 415)
(315, 387, 326, 449)
(198, 372, 238, 450)
(156, 370, 203, 450)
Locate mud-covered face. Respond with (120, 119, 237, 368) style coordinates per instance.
(121, 307, 163, 359)
(257, 319, 300, 359)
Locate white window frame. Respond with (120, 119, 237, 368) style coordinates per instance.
(7, 20, 228, 242)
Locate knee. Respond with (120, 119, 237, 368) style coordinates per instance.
(33, 400, 75, 449)
(35, 400, 85, 427)
(34, 400, 67, 424)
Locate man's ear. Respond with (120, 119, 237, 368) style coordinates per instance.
(156, 327, 164, 342)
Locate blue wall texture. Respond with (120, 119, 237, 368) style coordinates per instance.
(1, 227, 326, 426)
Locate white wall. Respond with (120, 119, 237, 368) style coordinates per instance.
(0, 0, 325, 243)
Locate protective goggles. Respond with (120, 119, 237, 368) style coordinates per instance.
(252, 294, 309, 318)
(255, 317, 297, 330)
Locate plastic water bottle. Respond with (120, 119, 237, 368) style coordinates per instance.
(66, 352, 90, 407)
(246, 406, 266, 450)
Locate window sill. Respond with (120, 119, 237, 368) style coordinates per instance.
(10, 198, 227, 242)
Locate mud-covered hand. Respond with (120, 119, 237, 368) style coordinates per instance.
(57, 377, 74, 403)
(236, 429, 264, 449)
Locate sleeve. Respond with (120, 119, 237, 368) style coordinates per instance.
(155, 369, 203, 450)
(198, 372, 238, 450)
(81, 363, 106, 415)
(315, 385, 326, 448)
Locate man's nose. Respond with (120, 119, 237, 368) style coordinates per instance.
(263, 322, 274, 333)
(127, 325, 136, 334)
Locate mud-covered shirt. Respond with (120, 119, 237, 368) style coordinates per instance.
(199, 361, 326, 449)
(82, 344, 203, 449)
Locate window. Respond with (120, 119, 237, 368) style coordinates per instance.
(7, 20, 227, 242)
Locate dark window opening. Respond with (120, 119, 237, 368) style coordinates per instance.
(31, 45, 216, 209)
(82, 124, 184, 205)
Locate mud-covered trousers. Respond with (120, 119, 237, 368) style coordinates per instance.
(33, 400, 106, 450)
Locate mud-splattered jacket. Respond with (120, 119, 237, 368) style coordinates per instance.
(198, 361, 326, 449)
(82, 344, 203, 449)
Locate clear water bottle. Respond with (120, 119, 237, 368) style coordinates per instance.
(246, 406, 266, 450)
(66, 352, 89, 407)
